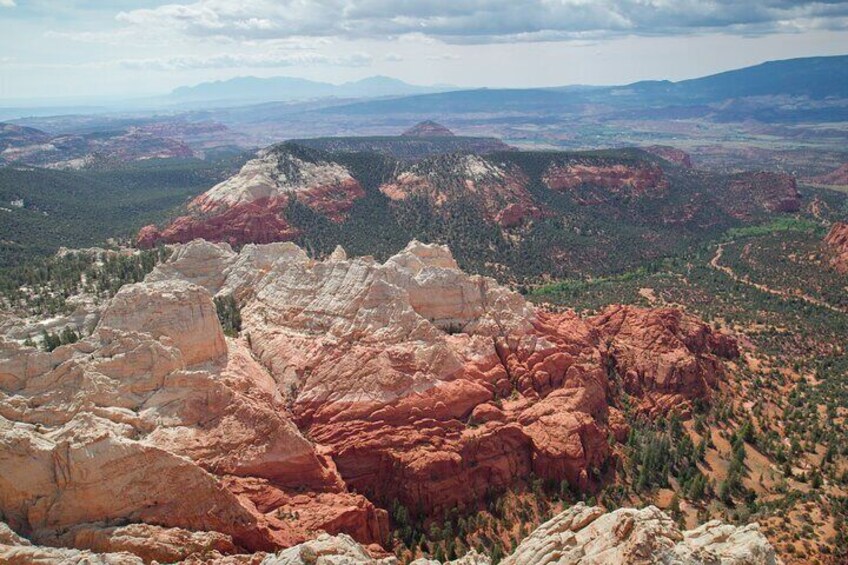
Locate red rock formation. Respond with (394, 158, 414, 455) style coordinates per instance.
(215, 241, 734, 515)
(724, 172, 801, 217)
(138, 146, 364, 248)
(808, 163, 848, 186)
(0, 240, 740, 561)
(224, 477, 389, 547)
(590, 305, 738, 416)
(544, 161, 670, 204)
(825, 222, 848, 274)
(643, 145, 693, 168)
(138, 196, 300, 248)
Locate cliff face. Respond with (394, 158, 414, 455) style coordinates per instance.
(724, 172, 801, 217)
(0, 238, 749, 562)
(825, 222, 848, 274)
(137, 145, 365, 248)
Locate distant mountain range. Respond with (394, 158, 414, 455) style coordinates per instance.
(2, 54, 846, 123)
(320, 55, 848, 122)
(167, 75, 457, 106)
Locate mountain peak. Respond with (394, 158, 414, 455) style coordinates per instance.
(402, 120, 455, 137)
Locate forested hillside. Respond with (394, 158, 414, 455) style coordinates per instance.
(0, 156, 246, 267)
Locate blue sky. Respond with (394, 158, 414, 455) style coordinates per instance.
(1, 0, 847, 101)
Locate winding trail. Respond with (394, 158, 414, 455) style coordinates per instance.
(709, 241, 847, 314)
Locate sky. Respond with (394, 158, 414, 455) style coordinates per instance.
(0, 0, 847, 101)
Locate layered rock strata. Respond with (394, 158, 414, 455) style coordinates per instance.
(0, 239, 741, 562)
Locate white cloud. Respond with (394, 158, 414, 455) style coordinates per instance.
(113, 0, 848, 44)
(0, 0, 16, 7)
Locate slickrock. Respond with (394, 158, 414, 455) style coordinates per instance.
(98, 279, 228, 366)
(1, 527, 144, 565)
(146, 239, 237, 292)
(261, 533, 395, 565)
(41, 523, 236, 564)
(501, 503, 780, 565)
(148, 238, 734, 516)
(0, 238, 745, 562)
(0, 275, 383, 559)
(590, 305, 738, 415)
(825, 221, 848, 274)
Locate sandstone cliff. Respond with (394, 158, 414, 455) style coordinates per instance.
(825, 222, 848, 274)
(0, 239, 754, 562)
(137, 144, 364, 248)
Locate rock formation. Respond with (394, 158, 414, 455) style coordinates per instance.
(501, 503, 780, 565)
(724, 172, 801, 216)
(825, 222, 848, 274)
(642, 145, 693, 168)
(807, 162, 848, 186)
(544, 160, 670, 204)
(137, 143, 805, 260)
(592, 305, 738, 416)
(380, 153, 542, 227)
(0, 503, 779, 564)
(0, 238, 748, 562)
(138, 144, 364, 248)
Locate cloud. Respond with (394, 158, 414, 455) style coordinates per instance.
(119, 51, 372, 70)
(115, 0, 848, 44)
(0, 0, 16, 7)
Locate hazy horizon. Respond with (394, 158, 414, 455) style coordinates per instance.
(1, 1, 848, 103)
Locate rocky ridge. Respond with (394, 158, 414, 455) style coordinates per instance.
(0, 503, 780, 564)
(825, 221, 848, 274)
(137, 144, 803, 260)
(379, 153, 542, 227)
(0, 238, 750, 562)
(138, 145, 364, 247)
(642, 145, 693, 168)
